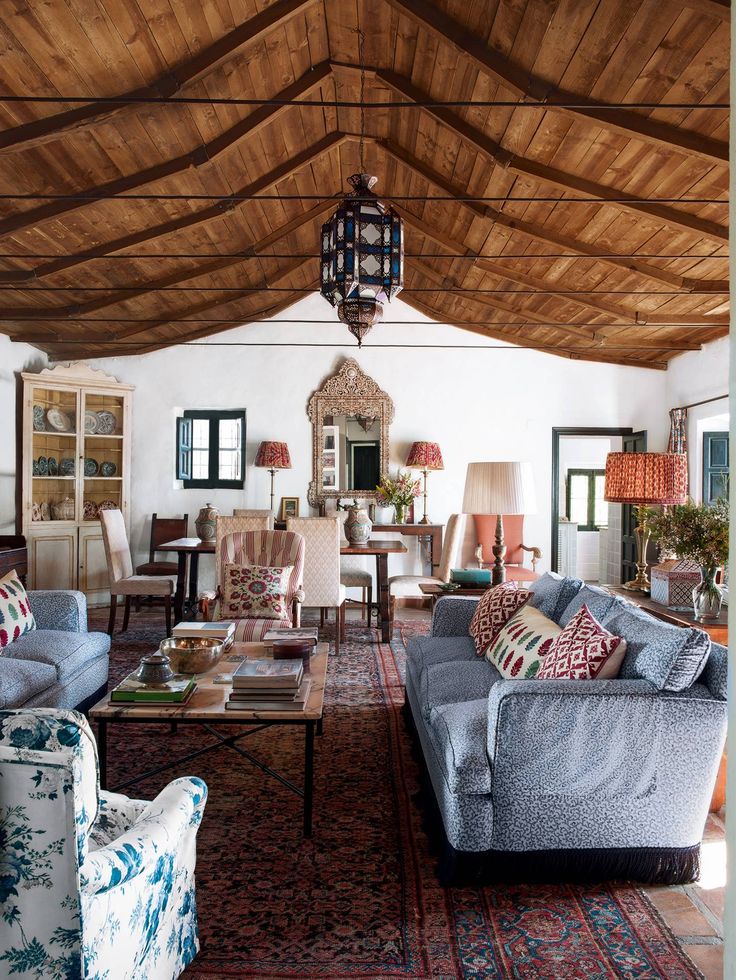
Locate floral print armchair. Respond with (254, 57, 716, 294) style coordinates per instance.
(0, 708, 207, 979)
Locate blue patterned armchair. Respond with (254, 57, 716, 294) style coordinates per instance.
(0, 708, 207, 979)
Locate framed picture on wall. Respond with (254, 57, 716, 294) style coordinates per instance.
(280, 497, 300, 521)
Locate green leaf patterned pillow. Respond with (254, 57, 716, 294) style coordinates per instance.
(485, 604, 561, 679)
(0, 569, 36, 650)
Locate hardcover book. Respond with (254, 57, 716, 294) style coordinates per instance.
(262, 627, 318, 645)
(172, 621, 236, 639)
(111, 671, 196, 703)
(225, 679, 312, 711)
(232, 658, 303, 689)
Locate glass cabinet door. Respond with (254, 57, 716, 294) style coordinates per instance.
(80, 390, 125, 523)
(29, 384, 79, 523)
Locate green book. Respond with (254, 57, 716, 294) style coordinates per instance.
(110, 671, 196, 703)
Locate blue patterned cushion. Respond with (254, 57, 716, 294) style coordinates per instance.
(702, 642, 727, 701)
(405, 635, 476, 690)
(603, 604, 711, 692)
(419, 659, 500, 720)
(428, 698, 492, 794)
(557, 584, 618, 628)
(529, 572, 584, 622)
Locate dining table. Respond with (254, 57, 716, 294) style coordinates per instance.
(158, 535, 408, 642)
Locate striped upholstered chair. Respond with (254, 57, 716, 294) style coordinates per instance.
(206, 524, 305, 641)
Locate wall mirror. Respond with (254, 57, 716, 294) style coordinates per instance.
(307, 359, 394, 507)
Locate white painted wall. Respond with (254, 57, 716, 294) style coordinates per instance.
(0, 336, 47, 534)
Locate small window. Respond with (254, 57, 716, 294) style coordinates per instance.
(565, 469, 607, 531)
(176, 410, 245, 489)
(703, 431, 729, 504)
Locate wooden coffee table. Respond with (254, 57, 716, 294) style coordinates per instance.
(90, 641, 329, 837)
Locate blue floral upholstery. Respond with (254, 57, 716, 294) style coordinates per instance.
(557, 583, 618, 627)
(27, 589, 88, 633)
(430, 596, 480, 637)
(528, 571, 584, 621)
(0, 708, 207, 979)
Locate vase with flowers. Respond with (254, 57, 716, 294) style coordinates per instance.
(376, 471, 421, 525)
(648, 498, 728, 622)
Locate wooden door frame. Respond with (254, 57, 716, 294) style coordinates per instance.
(550, 427, 634, 572)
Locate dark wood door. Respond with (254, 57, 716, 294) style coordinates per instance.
(621, 431, 647, 583)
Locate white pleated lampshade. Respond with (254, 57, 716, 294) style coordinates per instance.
(462, 461, 537, 515)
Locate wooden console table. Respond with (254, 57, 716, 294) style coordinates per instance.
(371, 523, 443, 574)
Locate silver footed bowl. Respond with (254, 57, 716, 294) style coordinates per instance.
(159, 636, 224, 674)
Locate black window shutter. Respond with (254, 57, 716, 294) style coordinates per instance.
(176, 416, 193, 481)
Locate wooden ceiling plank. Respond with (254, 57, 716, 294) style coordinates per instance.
(382, 0, 727, 165)
(0, 0, 320, 153)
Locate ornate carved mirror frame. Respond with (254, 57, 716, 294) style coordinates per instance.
(307, 359, 394, 508)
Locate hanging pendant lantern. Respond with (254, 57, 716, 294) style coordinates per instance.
(320, 173, 404, 346)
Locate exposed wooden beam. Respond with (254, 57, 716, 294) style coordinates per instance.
(0, 62, 332, 240)
(0, 132, 347, 285)
(336, 64, 729, 244)
(683, 0, 730, 20)
(0, 0, 319, 154)
(383, 0, 728, 165)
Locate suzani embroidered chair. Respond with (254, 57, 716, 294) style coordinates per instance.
(0, 708, 207, 980)
(204, 522, 305, 641)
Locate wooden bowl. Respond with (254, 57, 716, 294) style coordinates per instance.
(159, 636, 224, 674)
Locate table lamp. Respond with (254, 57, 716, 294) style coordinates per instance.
(406, 441, 444, 524)
(604, 451, 688, 592)
(255, 441, 292, 511)
(462, 461, 536, 585)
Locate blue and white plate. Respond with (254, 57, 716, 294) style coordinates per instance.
(37, 456, 48, 476)
(84, 457, 99, 477)
(33, 405, 46, 431)
(100, 460, 117, 477)
(47, 456, 58, 476)
(60, 457, 75, 476)
(95, 411, 116, 435)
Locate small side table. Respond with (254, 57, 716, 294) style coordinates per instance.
(419, 582, 487, 611)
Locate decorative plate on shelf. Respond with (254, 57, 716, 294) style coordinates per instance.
(46, 407, 73, 432)
(95, 411, 117, 435)
(84, 457, 99, 477)
(83, 500, 99, 521)
(37, 456, 48, 476)
(97, 499, 117, 512)
(32, 460, 40, 476)
(47, 456, 58, 476)
(40, 502, 50, 522)
(60, 457, 75, 476)
(100, 460, 117, 477)
(33, 405, 46, 431)
(84, 411, 98, 434)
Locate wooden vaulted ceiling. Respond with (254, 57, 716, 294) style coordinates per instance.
(0, 0, 729, 369)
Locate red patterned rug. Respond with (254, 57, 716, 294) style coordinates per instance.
(88, 609, 700, 979)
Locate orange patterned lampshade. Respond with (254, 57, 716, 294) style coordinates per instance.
(406, 441, 444, 470)
(255, 441, 291, 470)
(604, 452, 688, 505)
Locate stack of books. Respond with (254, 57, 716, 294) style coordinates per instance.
(110, 671, 196, 705)
(261, 627, 318, 652)
(225, 658, 311, 711)
(172, 620, 236, 646)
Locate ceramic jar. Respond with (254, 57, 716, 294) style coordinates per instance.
(195, 502, 219, 541)
(344, 503, 372, 545)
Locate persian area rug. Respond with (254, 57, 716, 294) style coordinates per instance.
(88, 610, 699, 979)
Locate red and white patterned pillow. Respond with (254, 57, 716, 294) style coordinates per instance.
(222, 563, 293, 621)
(0, 569, 36, 650)
(469, 583, 533, 657)
(537, 604, 627, 680)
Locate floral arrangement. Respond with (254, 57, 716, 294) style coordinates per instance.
(647, 498, 729, 570)
(376, 471, 421, 507)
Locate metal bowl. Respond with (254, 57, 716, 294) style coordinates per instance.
(159, 635, 224, 674)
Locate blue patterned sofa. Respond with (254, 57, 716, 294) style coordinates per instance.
(0, 590, 110, 711)
(0, 708, 208, 979)
(404, 572, 727, 885)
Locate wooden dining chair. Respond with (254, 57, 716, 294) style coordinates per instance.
(135, 513, 189, 576)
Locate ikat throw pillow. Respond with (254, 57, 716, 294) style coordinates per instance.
(485, 604, 561, 679)
(222, 563, 293, 621)
(469, 582, 532, 656)
(0, 569, 36, 650)
(537, 604, 627, 681)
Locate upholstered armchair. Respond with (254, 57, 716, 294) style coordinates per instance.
(203, 525, 305, 641)
(0, 708, 207, 980)
(469, 514, 542, 582)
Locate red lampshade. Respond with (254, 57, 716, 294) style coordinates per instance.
(406, 441, 444, 470)
(604, 452, 688, 505)
(255, 441, 291, 469)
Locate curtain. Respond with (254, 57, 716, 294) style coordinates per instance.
(667, 407, 688, 455)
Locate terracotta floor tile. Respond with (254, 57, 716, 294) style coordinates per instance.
(690, 884, 724, 922)
(682, 942, 724, 979)
(646, 889, 718, 938)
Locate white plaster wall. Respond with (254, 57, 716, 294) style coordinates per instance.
(0, 336, 47, 534)
(73, 294, 671, 589)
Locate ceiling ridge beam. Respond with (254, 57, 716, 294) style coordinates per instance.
(0, 131, 347, 285)
(0, 200, 331, 319)
(375, 137, 728, 312)
(383, 0, 727, 165)
(335, 64, 728, 244)
(0, 0, 319, 154)
(0, 62, 332, 240)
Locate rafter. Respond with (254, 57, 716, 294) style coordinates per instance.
(335, 64, 728, 244)
(384, 0, 728, 166)
(0, 62, 332, 240)
(0, 0, 319, 154)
